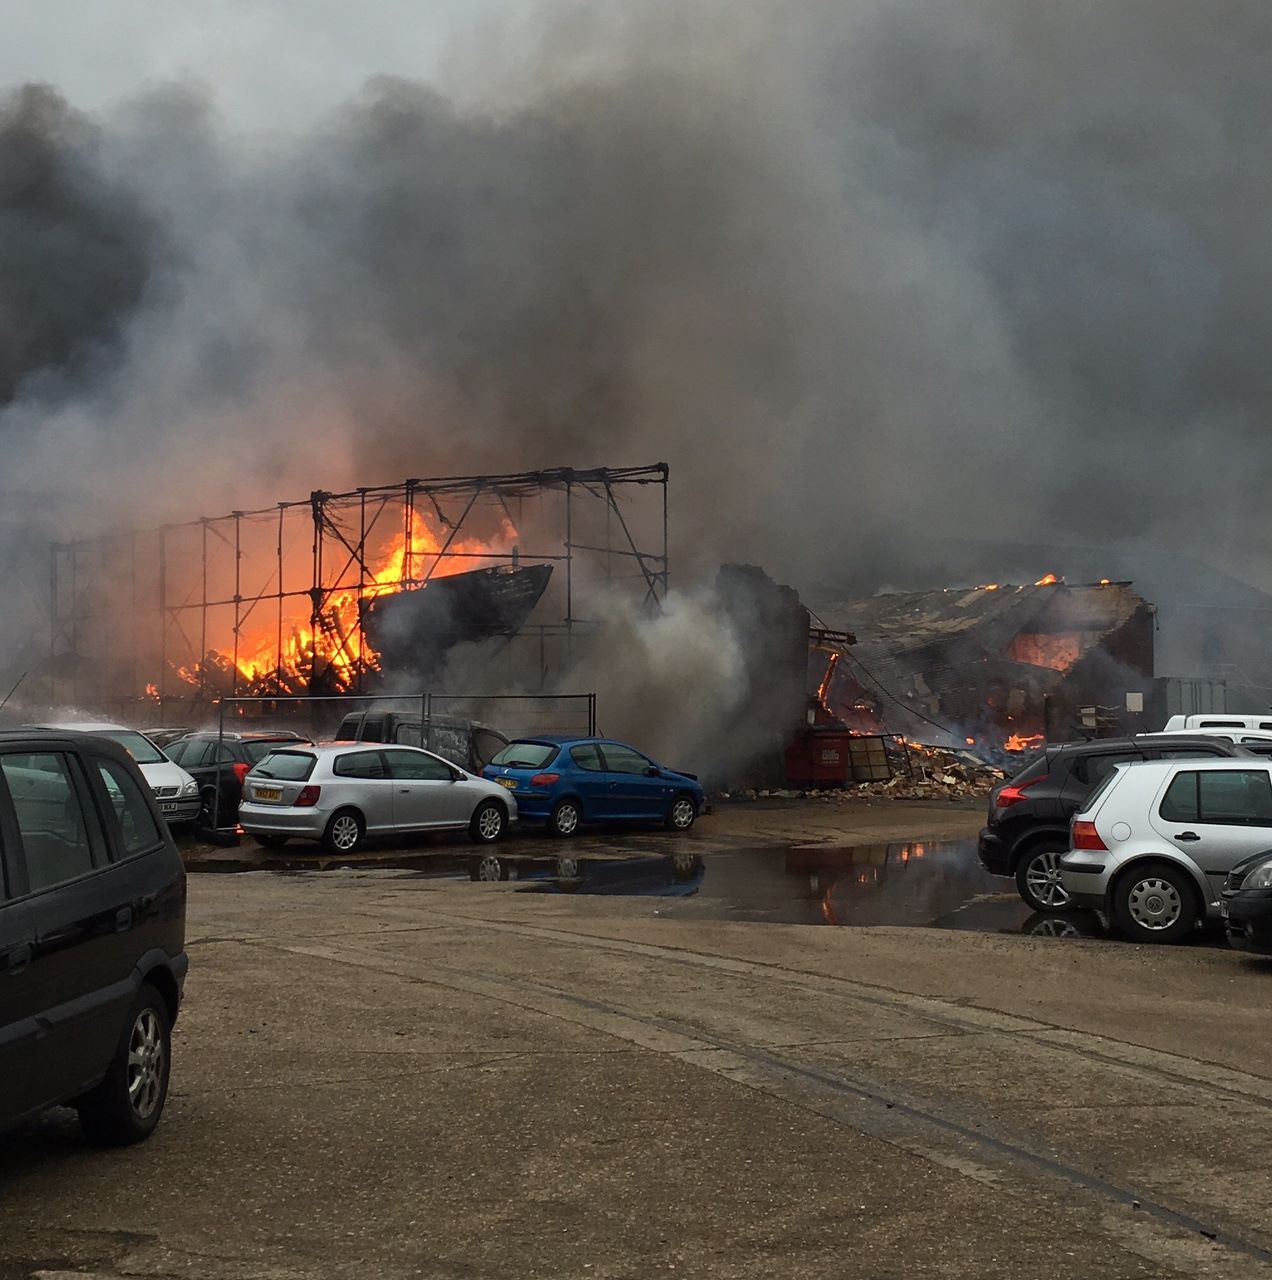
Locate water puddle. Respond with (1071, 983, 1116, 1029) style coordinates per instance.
(504, 840, 1216, 944)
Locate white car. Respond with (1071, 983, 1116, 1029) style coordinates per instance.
(238, 742, 518, 853)
(38, 721, 200, 826)
(1060, 757, 1272, 943)
(1162, 714, 1272, 733)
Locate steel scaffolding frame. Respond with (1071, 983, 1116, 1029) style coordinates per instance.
(49, 464, 669, 707)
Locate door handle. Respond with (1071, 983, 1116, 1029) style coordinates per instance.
(115, 907, 134, 933)
(5, 943, 32, 975)
(1175, 831, 1201, 842)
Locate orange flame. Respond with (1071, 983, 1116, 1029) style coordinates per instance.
(1004, 733, 1045, 752)
(1033, 573, 1059, 587)
(203, 513, 515, 693)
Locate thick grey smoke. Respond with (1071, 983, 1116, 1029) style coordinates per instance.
(4, 0, 1272, 674)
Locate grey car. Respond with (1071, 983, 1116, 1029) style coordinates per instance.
(237, 742, 518, 853)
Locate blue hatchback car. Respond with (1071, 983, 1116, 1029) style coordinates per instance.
(482, 737, 705, 837)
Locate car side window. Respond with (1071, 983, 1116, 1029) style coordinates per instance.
(394, 722, 423, 746)
(165, 739, 190, 764)
(0, 753, 100, 893)
(334, 751, 387, 779)
(360, 718, 386, 743)
(570, 744, 606, 772)
(93, 757, 164, 856)
(1159, 773, 1199, 823)
(383, 750, 454, 782)
(181, 740, 215, 768)
(1199, 771, 1272, 825)
(602, 745, 653, 775)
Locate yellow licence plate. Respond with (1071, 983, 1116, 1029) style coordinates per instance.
(254, 786, 282, 802)
(496, 777, 518, 790)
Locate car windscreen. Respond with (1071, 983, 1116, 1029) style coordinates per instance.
(245, 739, 301, 764)
(251, 751, 317, 781)
(490, 742, 558, 769)
(1007, 754, 1049, 786)
(99, 730, 167, 765)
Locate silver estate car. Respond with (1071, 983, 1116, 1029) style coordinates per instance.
(1060, 758, 1272, 943)
(237, 743, 517, 853)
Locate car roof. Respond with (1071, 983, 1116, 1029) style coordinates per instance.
(1050, 734, 1242, 756)
(505, 736, 602, 747)
(1115, 757, 1272, 774)
(263, 741, 450, 755)
(36, 720, 133, 732)
(181, 729, 306, 740)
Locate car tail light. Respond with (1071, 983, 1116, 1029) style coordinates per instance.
(294, 785, 322, 807)
(1071, 820, 1108, 851)
(994, 776, 1044, 808)
(530, 773, 561, 787)
(232, 762, 251, 785)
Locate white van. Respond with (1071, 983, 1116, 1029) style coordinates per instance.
(1161, 714, 1272, 733)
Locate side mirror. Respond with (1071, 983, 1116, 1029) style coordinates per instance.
(645, 766, 662, 778)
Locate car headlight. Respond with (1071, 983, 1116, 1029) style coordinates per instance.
(1243, 859, 1272, 890)
(181, 778, 199, 797)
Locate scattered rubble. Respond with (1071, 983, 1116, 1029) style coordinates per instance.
(721, 741, 1009, 804)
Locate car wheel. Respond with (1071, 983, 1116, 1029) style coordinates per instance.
(470, 800, 507, 844)
(323, 808, 365, 855)
(197, 788, 218, 828)
(255, 834, 290, 850)
(1015, 842, 1070, 913)
(665, 794, 697, 832)
(77, 984, 171, 1146)
(549, 799, 581, 838)
(471, 852, 510, 882)
(1113, 860, 1199, 944)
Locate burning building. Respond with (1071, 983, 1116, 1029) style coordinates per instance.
(808, 579, 1154, 752)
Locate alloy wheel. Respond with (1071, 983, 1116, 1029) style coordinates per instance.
(477, 806, 503, 841)
(1024, 850, 1070, 909)
(476, 854, 504, 882)
(555, 804, 579, 836)
(127, 1010, 166, 1121)
(1127, 877, 1182, 931)
(331, 815, 360, 851)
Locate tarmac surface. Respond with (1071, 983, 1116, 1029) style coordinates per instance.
(3, 799, 1271, 1278)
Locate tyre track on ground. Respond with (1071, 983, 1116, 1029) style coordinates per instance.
(257, 920, 1272, 1276)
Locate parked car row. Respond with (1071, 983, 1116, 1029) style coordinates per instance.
(982, 722, 1272, 948)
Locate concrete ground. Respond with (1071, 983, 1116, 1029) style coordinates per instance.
(4, 799, 1271, 1279)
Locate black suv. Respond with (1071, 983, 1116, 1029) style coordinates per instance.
(979, 734, 1245, 912)
(166, 730, 310, 827)
(0, 729, 187, 1143)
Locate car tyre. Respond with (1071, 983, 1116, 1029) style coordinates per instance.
(1113, 860, 1199, 945)
(77, 984, 172, 1146)
(549, 799, 582, 838)
(1015, 841, 1070, 913)
(323, 808, 365, 855)
(255, 833, 290, 850)
(665, 794, 697, 832)
(470, 800, 507, 844)
(197, 788, 218, 828)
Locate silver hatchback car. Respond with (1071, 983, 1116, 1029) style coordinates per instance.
(238, 743, 518, 853)
(1060, 757, 1272, 943)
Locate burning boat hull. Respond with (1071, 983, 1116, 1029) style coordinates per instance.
(361, 563, 553, 673)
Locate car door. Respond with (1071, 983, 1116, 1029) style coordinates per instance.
(383, 749, 468, 829)
(331, 749, 396, 831)
(0, 775, 42, 1128)
(566, 743, 611, 816)
(1153, 766, 1272, 898)
(0, 748, 131, 1105)
(600, 743, 667, 819)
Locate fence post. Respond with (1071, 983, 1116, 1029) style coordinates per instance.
(212, 697, 227, 828)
